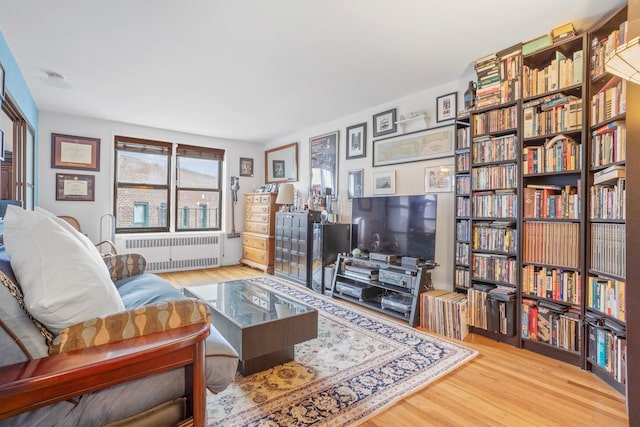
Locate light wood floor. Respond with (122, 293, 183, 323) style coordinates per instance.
(159, 265, 629, 427)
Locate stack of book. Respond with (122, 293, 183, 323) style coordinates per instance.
(474, 53, 500, 108)
(420, 290, 469, 340)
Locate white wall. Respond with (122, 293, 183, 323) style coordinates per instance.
(37, 111, 265, 266)
(265, 77, 473, 290)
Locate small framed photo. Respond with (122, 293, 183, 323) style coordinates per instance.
(372, 170, 395, 195)
(240, 157, 254, 177)
(425, 164, 454, 193)
(436, 92, 457, 122)
(346, 122, 367, 159)
(51, 133, 100, 171)
(372, 109, 397, 137)
(347, 169, 364, 199)
(272, 160, 285, 178)
(56, 173, 95, 201)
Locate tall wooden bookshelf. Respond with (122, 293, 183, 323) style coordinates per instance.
(586, 4, 628, 395)
(519, 34, 588, 366)
(454, 115, 471, 292)
(466, 44, 521, 345)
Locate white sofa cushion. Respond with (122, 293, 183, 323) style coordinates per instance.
(3, 206, 124, 334)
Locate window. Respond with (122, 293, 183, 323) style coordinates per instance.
(176, 144, 223, 231)
(114, 136, 172, 233)
(114, 136, 225, 233)
(133, 202, 149, 226)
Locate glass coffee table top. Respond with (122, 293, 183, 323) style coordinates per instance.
(183, 279, 315, 328)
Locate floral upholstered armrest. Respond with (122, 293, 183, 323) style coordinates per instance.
(102, 253, 147, 281)
(50, 299, 211, 354)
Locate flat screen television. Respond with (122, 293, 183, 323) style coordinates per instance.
(350, 194, 438, 263)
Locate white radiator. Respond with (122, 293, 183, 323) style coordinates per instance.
(115, 233, 221, 273)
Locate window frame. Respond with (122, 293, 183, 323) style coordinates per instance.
(114, 135, 172, 234)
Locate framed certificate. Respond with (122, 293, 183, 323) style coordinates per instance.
(51, 133, 100, 171)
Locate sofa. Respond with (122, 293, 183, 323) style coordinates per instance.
(0, 206, 239, 426)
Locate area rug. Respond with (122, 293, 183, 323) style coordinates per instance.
(205, 275, 477, 426)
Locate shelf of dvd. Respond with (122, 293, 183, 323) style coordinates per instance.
(465, 43, 522, 346)
(454, 115, 471, 292)
(586, 5, 629, 395)
(329, 254, 433, 327)
(520, 33, 588, 366)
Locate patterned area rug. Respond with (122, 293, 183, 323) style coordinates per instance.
(206, 276, 477, 426)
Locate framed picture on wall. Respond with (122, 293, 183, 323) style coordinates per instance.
(51, 133, 101, 171)
(347, 169, 363, 199)
(346, 122, 367, 159)
(436, 92, 457, 122)
(56, 173, 95, 201)
(425, 164, 454, 192)
(372, 170, 395, 195)
(240, 157, 254, 177)
(372, 109, 397, 137)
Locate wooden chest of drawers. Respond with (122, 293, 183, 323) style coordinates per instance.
(240, 192, 278, 274)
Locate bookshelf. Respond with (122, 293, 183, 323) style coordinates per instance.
(466, 44, 521, 345)
(519, 33, 588, 366)
(454, 115, 471, 292)
(586, 4, 628, 395)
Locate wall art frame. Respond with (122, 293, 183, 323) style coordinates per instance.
(372, 169, 395, 195)
(436, 92, 457, 122)
(265, 142, 298, 184)
(56, 173, 95, 201)
(239, 157, 254, 177)
(372, 124, 454, 167)
(51, 133, 101, 171)
(347, 168, 364, 199)
(424, 164, 454, 193)
(346, 122, 367, 159)
(372, 108, 397, 137)
(309, 130, 339, 197)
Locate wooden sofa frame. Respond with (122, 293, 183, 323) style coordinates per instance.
(0, 322, 210, 426)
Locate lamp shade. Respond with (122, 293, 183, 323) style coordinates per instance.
(605, 36, 640, 84)
(276, 183, 295, 205)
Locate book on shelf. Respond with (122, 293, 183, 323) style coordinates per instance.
(573, 50, 583, 85)
(523, 34, 552, 55)
(551, 22, 576, 42)
(593, 165, 625, 185)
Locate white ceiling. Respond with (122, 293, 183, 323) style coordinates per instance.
(0, 0, 626, 143)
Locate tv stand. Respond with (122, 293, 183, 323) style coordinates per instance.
(329, 254, 434, 326)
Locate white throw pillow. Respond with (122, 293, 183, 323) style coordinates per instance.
(3, 206, 125, 334)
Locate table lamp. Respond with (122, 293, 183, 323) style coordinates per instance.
(276, 183, 295, 212)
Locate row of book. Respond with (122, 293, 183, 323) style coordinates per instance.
(472, 134, 518, 164)
(586, 318, 626, 384)
(522, 265, 582, 305)
(522, 299, 581, 352)
(455, 175, 470, 194)
(522, 49, 583, 98)
(587, 276, 625, 322)
(472, 191, 517, 218)
(456, 219, 471, 241)
(590, 20, 628, 79)
(420, 290, 469, 340)
(522, 221, 580, 268)
(591, 121, 626, 167)
(590, 223, 625, 278)
(456, 196, 471, 217)
(523, 185, 580, 219)
(455, 267, 470, 289)
(591, 76, 627, 125)
(473, 48, 521, 109)
(522, 137, 582, 174)
(455, 242, 469, 266)
(472, 253, 518, 285)
(523, 96, 583, 138)
(456, 125, 470, 150)
(589, 177, 625, 220)
(455, 151, 470, 172)
(472, 222, 517, 254)
(467, 285, 516, 336)
(472, 105, 518, 136)
(471, 164, 518, 190)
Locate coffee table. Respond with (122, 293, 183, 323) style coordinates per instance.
(183, 280, 318, 375)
